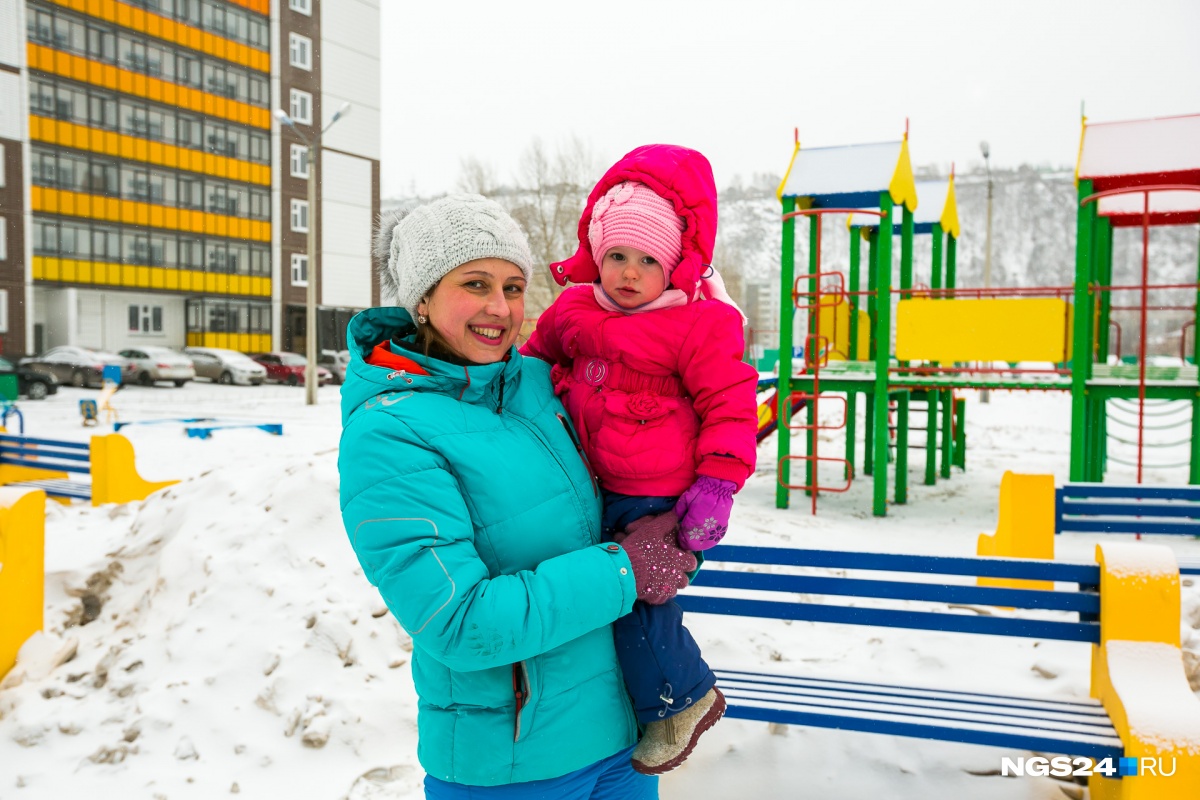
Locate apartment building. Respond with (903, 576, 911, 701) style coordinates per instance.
(0, 0, 379, 356)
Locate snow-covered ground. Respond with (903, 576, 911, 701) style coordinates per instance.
(0, 382, 1197, 799)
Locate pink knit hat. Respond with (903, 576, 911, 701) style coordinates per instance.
(587, 182, 685, 280)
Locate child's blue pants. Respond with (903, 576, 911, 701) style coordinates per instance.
(602, 492, 717, 725)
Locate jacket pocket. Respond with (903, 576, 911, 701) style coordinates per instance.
(590, 391, 699, 480)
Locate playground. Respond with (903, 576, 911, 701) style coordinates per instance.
(1, 112, 1199, 797)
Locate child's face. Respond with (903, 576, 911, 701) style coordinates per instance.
(599, 246, 668, 309)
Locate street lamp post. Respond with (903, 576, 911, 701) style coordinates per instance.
(980, 141, 993, 404)
(274, 102, 351, 406)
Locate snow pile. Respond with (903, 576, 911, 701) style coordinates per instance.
(1100, 540, 1184, 581)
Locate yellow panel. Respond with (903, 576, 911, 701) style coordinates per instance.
(165, 270, 178, 290)
(78, 261, 92, 283)
(896, 298, 1073, 363)
(137, 266, 150, 287)
(816, 301, 869, 361)
(45, 258, 60, 281)
(0, 488, 48, 681)
(61, 260, 77, 282)
(31, 257, 45, 280)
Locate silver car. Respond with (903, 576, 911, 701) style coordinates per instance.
(182, 347, 267, 386)
(318, 350, 350, 385)
(118, 346, 197, 387)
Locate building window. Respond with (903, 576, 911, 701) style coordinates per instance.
(290, 144, 309, 178)
(0, 142, 5, 187)
(289, 33, 311, 70)
(291, 199, 309, 232)
(289, 89, 312, 124)
(289, 0, 312, 15)
(291, 253, 308, 286)
(128, 304, 164, 334)
(0, 220, 6, 261)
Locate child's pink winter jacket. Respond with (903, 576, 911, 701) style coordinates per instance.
(522, 144, 758, 497)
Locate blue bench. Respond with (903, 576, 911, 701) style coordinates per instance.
(1056, 483, 1200, 537)
(0, 434, 92, 500)
(675, 543, 1200, 794)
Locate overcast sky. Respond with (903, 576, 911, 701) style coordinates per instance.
(378, 0, 1200, 198)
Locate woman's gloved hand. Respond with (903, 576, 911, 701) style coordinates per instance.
(618, 512, 698, 605)
(674, 476, 735, 551)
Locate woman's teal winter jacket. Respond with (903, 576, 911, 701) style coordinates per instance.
(339, 307, 640, 786)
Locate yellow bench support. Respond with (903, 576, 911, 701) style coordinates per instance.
(896, 298, 1073, 363)
(90, 434, 178, 506)
(976, 472, 1056, 590)
(1090, 543, 1200, 799)
(0, 488, 46, 679)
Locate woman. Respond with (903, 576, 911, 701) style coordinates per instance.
(339, 194, 698, 799)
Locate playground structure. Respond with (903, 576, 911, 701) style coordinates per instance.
(770, 115, 1200, 516)
(1071, 113, 1200, 484)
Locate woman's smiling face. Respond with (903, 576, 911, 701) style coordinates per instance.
(418, 259, 526, 364)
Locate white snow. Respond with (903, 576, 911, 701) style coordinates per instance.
(1103, 641, 1200, 754)
(781, 141, 904, 201)
(1079, 114, 1200, 180)
(1098, 541, 1181, 581)
(0, 383, 1197, 799)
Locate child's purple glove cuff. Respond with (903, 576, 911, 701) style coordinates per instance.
(674, 475, 735, 551)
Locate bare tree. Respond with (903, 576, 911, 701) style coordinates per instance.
(456, 156, 500, 196)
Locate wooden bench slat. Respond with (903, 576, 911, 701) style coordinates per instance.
(1059, 517, 1200, 536)
(691, 570, 1100, 614)
(0, 435, 89, 451)
(724, 699, 1125, 761)
(716, 670, 1110, 715)
(1060, 498, 1200, 520)
(719, 676, 1114, 730)
(706, 545, 1100, 585)
(1059, 483, 1200, 502)
(10, 479, 92, 499)
(0, 444, 92, 462)
(677, 594, 1101, 643)
(0, 456, 91, 475)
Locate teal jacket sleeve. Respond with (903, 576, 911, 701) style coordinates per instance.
(341, 415, 638, 673)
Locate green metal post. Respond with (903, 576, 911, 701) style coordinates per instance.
(1070, 180, 1096, 482)
(894, 207, 914, 504)
(925, 223, 943, 486)
(941, 388, 953, 477)
(953, 397, 966, 469)
(946, 235, 957, 295)
(943, 233, 958, 476)
(864, 231, 877, 477)
(872, 194, 894, 516)
(776, 196, 797, 508)
(846, 230, 861, 479)
(805, 216, 819, 495)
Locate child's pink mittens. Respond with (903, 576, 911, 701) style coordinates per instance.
(674, 476, 735, 551)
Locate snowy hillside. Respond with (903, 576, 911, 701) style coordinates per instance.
(0, 384, 1197, 799)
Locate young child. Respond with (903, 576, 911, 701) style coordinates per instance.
(522, 144, 759, 774)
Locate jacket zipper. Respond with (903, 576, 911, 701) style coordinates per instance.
(496, 374, 505, 414)
(512, 661, 529, 742)
(557, 413, 598, 497)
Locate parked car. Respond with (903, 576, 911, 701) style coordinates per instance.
(21, 346, 137, 388)
(118, 346, 197, 387)
(182, 347, 267, 386)
(0, 355, 59, 400)
(318, 350, 350, 385)
(250, 352, 333, 386)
